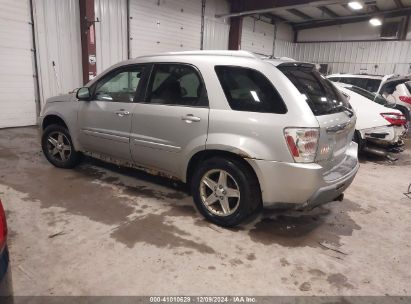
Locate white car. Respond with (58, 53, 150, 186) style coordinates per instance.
(335, 83, 407, 152)
(327, 74, 411, 121)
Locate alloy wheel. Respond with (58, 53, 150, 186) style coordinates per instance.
(46, 131, 72, 162)
(199, 169, 241, 216)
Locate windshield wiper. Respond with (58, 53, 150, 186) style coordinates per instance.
(337, 105, 354, 117)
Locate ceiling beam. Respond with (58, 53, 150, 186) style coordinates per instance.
(393, 0, 404, 8)
(317, 6, 339, 18)
(218, 0, 352, 18)
(287, 8, 313, 20)
(294, 7, 411, 30)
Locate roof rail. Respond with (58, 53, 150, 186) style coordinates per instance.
(137, 50, 258, 59)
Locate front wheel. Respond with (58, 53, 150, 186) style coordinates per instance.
(191, 157, 261, 227)
(41, 124, 81, 168)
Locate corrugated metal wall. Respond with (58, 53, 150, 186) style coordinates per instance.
(33, 0, 82, 106)
(273, 39, 295, 58)
(129, 0, 202, 57)
(294, 41, 411, 75)
(95, 0, 128, 73)
(203, 0, 229, 50)
(0, 0, 37, 128)
(241, 17, 274, 56)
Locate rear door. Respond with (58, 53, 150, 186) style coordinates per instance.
(77, 64, 149, 161)
(278, 63, 355, 170)
(130, 63, 209, 178)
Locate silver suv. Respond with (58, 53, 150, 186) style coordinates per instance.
(39, 51, 359, 227)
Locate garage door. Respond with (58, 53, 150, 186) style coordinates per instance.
(95, 0, 128, 73)
(0, 0, 37, 128)
(241, 17, 274, 56)
(32, 0, 83, 108)
(129, 0, 202, 57)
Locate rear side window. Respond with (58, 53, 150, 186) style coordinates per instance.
(365, 79, 381, 92)
(346, 86, 388, 106)
(278, 64, 350, 116)
(214, 66, 287, 114)
(146, 64, 208, 107)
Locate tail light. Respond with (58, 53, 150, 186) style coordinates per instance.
(399, 96, 411, 105)
(284, 128, 319, 163)
(0, 200, 7, 250)
(381, 113, 407, 126)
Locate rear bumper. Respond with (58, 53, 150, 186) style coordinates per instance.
(247, 141, 359, 208)
(360, 125, 405, 146)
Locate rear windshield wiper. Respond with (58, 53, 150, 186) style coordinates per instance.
(337, 105, 354, 117)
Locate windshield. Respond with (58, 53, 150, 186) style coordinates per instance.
(345, 85, 388, 106)
(278, 64, 351, 116)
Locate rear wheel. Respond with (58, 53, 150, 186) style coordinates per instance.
(191, 157, 261, 227)
(41, 124, 81, 168)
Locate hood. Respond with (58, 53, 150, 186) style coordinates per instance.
(46, 93, 75, 103)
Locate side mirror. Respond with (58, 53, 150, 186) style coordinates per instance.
(76, 87, 91, 100)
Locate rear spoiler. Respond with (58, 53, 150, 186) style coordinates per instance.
(277, 62, 316, 69)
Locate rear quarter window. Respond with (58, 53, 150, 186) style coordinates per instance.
(214, 66, 287, 114)
(278, 64, 350, 116)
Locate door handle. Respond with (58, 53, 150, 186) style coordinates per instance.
(115, 110, 130, 117)
(181, 114, 201, 123)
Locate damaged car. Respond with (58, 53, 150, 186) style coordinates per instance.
(39, 51, 359, 227)
(335, 82, 407, 154)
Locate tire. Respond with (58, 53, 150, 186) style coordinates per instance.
(41, 124, 81, 168)
(191, 157, 261, 227)
(353, 130, 365, 153)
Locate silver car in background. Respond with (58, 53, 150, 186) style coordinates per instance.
(39, 51, 359, 227)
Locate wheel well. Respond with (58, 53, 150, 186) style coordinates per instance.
(186, 150, 261, 190)
(42, 115, 67, 130)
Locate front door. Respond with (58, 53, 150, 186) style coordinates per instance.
(130, 63, 209, 178)
(78, 64, 149, 161)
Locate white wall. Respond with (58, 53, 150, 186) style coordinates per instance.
(298, 21, 381, 42)
(95, 0, 128, 73)
(294, 41, 411, 75)
(294, 18, 411, 75)
(297, 17, 409, 42)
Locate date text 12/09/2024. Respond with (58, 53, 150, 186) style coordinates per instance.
(150, 297, 257, 303)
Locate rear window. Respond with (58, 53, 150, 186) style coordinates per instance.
(346, 86, 388, 106)
(278, 64, 350, 116)
(214, 66, 287, 114)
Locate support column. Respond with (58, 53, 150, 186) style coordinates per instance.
(228, 17, 243, 50)
(79, 0, 96, 84)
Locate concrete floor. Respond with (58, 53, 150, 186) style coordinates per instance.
(0, 126, 410, 296)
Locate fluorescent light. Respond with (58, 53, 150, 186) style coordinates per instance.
(369, 18, 382, 26)
(348, 1, 363, 10)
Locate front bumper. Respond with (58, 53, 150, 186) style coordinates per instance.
(247, 141, 359, 208)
